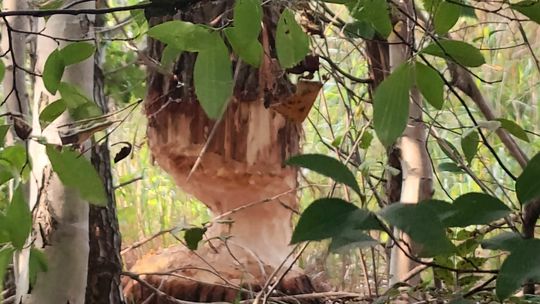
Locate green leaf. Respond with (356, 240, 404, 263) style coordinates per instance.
(496, 239, 540, 300)
(224, 28, 263, 67)
(287, 154, 361, 195)
(373, 62, 413, 147)
(29, 248, 48, 287)
(415, 62, 444, 110)
(46, 145, 107, 205)
(184, 227, 206, 251)
(5, 186, 32, 250)
(0, 247, 14, 300)
(193, 34, 233, 120)
(329, 230, 378, 253)
(434, 1, 461, 35)
(511, 1, 540, 24)
(0, 60, 5, 83)
(0, 145, 28, 186)
(438, 162, 463, 173)
(43, 49, 65, 94)
(232, 0, 262, 41)
(495, 118, 529, 142)
(39, 99, 67, 128)
(59, 42, 95, 66)
(443, 193, 511, 227)
(422, 40, 485, 67)
(481, 232, 524, 251)
(461, 129, 479, 164)
(419, 199, 455, 223)
(276, 9, 310, 68)
(343, 21, 375, 40)
(380, 203, 455, 257)
(58, 82, 92, 109)
(291, 198, 358, 244)
(147, 20, 215, 52)
(348, 0, 392, 37)
(0, 125, 11, 146)
(69, 102, 103, 121)
(516, 152, 540, 205)
(160, 45, 182, 71)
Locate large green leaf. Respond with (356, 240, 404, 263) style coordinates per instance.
(496, 239, 540, 300)
(481, 232, 524, 251)
(329, 230, 378, 253)
(292, 198, 362, 244)
(147, 20, 215, 52)
(0, 144, 28, 185)
(415, 62, 444, 110)
(287, 154, 361, 195)
(193, 34, 233, 120)
(39, 99, 67, 128)
(43, 49, 65, 94)
(232, 0, 262, 41)
(224, 28, 263, 67)
(495, 118, 529, 142)
(422, 40, 485, 67)
(5, 186, 31, 250)
(373, 62, 413, 147)
(348, 0, 392, 37)
(434, 1, 461, 35)
(516, 152, 540, 205)
(59, 42, 95, 66)
(46, 145, 107, 205)
(58, 82, 92, 109)
(461, 129, 479, 164)
(380, 203, 455, 257)
(276, 9, 310, 68)
(511, 1, 540, 24)
(443, 193, 511, 227)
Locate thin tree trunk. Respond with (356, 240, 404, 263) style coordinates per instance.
(24, 2, 95, 303)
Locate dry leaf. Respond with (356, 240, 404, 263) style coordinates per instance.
(270, 80, 323, 123)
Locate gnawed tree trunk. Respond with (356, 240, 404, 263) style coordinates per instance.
(24, 2, 95, 303)
(124, 1, 321, 302)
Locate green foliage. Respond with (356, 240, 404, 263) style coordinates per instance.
(461, 129, 479, 164)
(373, 62, 413, 147)
(58, 42, 95, 66)
(0, 60, 5, 83)
(511, 1, 540, 24)
(193, 34, 233, 119)
(421, 40, 485, 67)
(442, 193, 511, 227)
(4, 186, 32, 250)
(415, 62, 445, 110)
(184, 227, 206, 250)
(515, 152, 540, 205)
(276, 8, 310, 68)
(433, 1, 461, 35)
(39, 99, 67, 128)
(347, 0, 392, 37)
(46, 145, 107, 205)
(0, 144, 28, 186)
(495, 118, 530, 142)
(29, 248, 48, 286)
(481, 232, 524, 251)
(287, 154, 361, 195)
(496, 239, 540, 300)
(147, 20, 215, 52)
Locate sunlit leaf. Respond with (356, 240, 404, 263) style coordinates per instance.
(287, 154, 361, 195)
(422, 40, 485, 67)
(516, 152, 540, 205)
(193, 34, 233, 119)
(373, 62, 413, 147)
(232, 0, 262, 41)
(0, 145, 28, 185)
(58, 82, 92, 108)
(276, 9, 310, 68)
(46, 145, 107, 205)
(224, 28, 263, 67)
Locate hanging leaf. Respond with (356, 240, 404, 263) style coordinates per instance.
(434, 1, 461, 35)
(147, 20, 215, 52)
(276, 8, 310, 68)
(287, 154, 361, 195)
(59, 42, 95, 66)
(373, 62, 413, 147)
(348, 0, 392, 37)
(43, 49, 65, 94)
(511, 1, 540, 24)
(232, 0, 262, 41)
(438, 162, 464, 173)
(515, 152, 540, 205)
(292, 198, 363, 244)
(5, 186, 32, 250)
(160, 45, 182, 71)
(496, 239, 540, 300)
(495, 118, 529, 142)
(184, 227, 206, 250)
(58, 82, 92, 109)
(421, 40, 485, 67)
(46, 145, 107, 205)
(461, 129, 479, 164)
(0, 145, 28, 186)
(415, 62, 444, 110)
(194, 34, 233, 120)
(481, 232, 524, 251)
(29, 248, 48, 286)
(442, 193, 511, 227)
(329, 230, 378, 253)
(224, 28, 263, 67)
(380, 203, 455, 257)
(39, 99, 67, 128)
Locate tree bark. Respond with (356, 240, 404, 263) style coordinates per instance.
(24, 2, 95, 303)
(124, 1, 321, 302)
